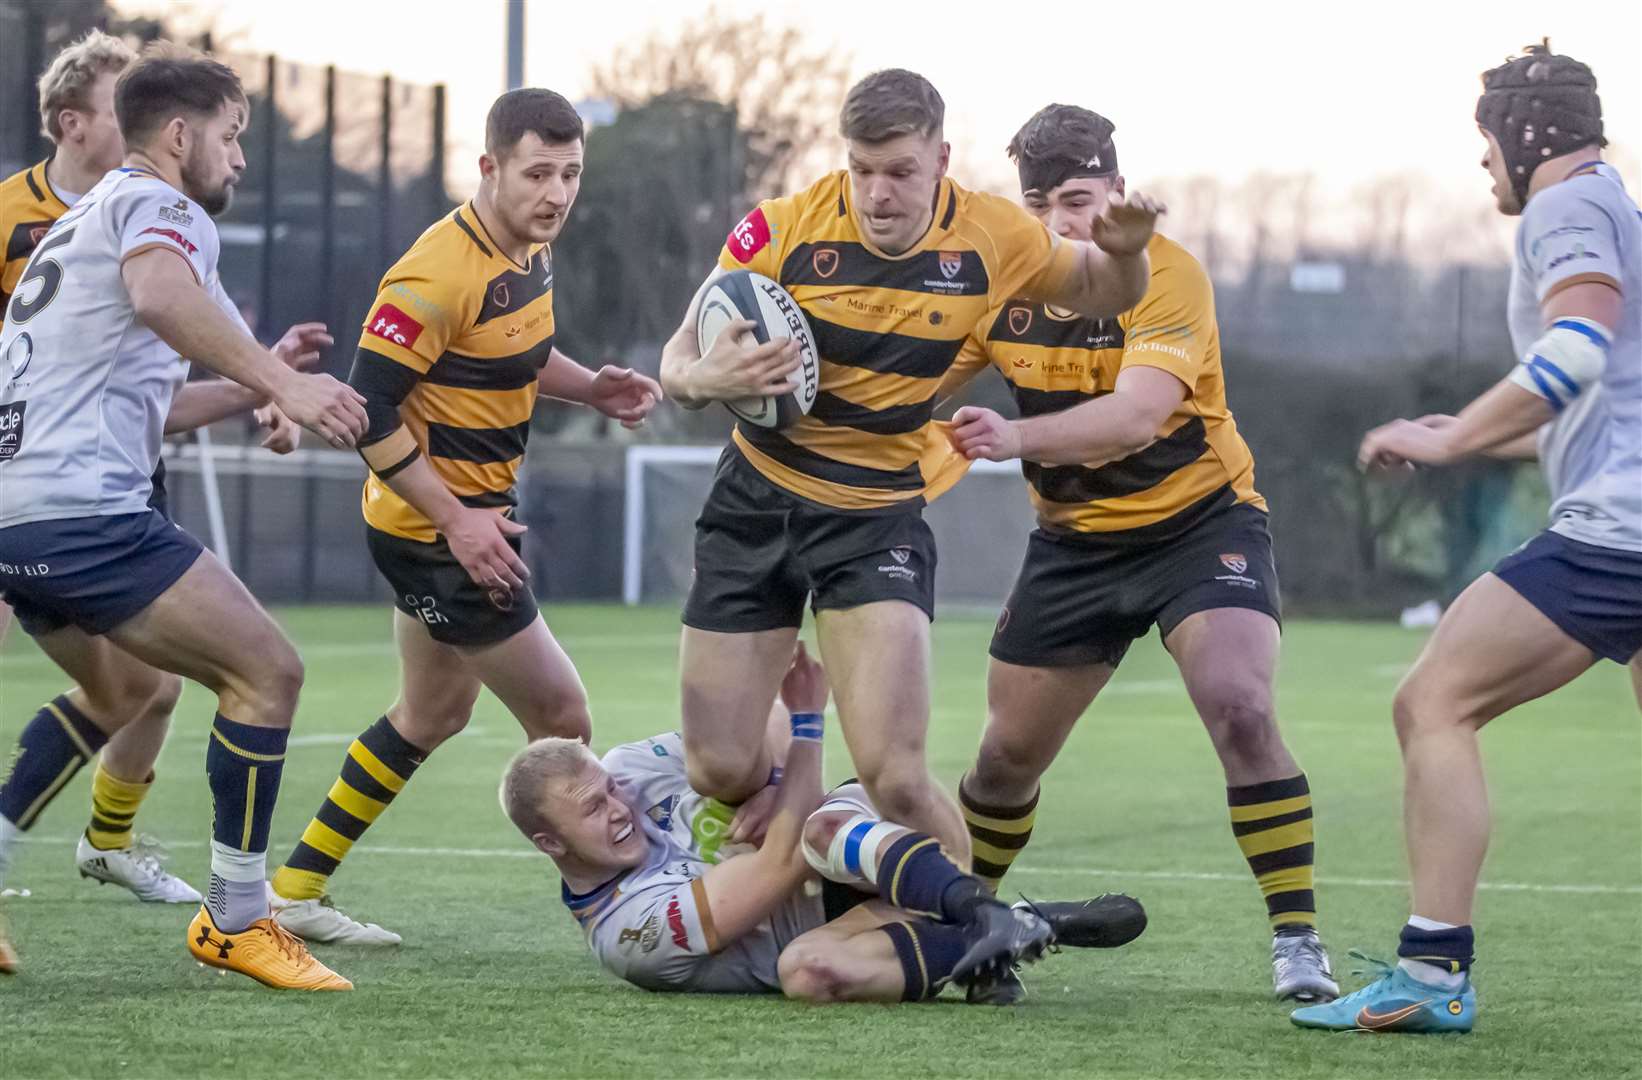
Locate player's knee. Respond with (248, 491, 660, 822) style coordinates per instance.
(802, 811, 853, 862)
(858, 763, 932, 825)
(971, 731, 1048, 799)
(1199, 683, 1279, 759)
(142, 672, 184, 720)
(1392, 674, 1446, 745)
(685, 749, 763, 805)
(264, 645, 306, 711)
(518, 686, 591, 743)
(80, 664, 176, 722)
(393, 702, 474, 748)
(779, 943, 844, 1003)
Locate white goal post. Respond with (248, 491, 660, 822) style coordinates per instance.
(622, 445, 1035, 608)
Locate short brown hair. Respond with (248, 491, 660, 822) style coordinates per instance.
(115, 43, 246, 148)
(485, 88, 584, 159)
(839, 69, 944, 143)
(37, 29, 134, 143)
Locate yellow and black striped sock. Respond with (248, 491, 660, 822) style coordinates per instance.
(1228, 773, 1317, 933)
(85, 763, 153, 851)
(958, 779, 1039, 893)
(271, 716, 425, 901)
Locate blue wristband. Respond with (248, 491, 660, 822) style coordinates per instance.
(789, 711, 824, 743)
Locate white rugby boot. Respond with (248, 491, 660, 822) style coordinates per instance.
(1273, 928, 1340, 1002)
(269, 885, 402, 946)
(76, 832, 203, 903)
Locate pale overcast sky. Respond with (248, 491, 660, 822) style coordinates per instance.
(122, 0, 1640, 256)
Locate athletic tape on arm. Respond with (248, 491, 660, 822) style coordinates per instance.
(1508, 317, 1611, 411)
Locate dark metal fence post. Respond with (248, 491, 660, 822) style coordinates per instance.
(306, 65, 338, 600)
(379, 73, 393, 271)
(321, 65, 337, 347)
(432, 83, 447, 215)
(259, 54, 277, 340)
(22, 1, 44, 165)
(302, 471, 319, 602)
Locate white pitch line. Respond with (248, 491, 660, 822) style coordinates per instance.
(13, 836, 1640, 896)
(0, 632, 686, 669)
(1008, 865, 1642, 896)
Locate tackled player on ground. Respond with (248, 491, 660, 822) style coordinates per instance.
(500, 644, 1145, 1003)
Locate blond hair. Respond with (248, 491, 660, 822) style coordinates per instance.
(37, 29, 134, 143)
(498, 737, 599, 840)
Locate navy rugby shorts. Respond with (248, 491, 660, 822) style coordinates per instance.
(0, 509, 204, 637)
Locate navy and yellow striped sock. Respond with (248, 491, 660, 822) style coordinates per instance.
(959, 780, 1039, 893)
(204, 714, 288, 931)
(881, 918, 972, 1000)
(272, 716, 425, 902)
(875, 831, 992, 923)
(1228, 773, 1317, 934)
(1398, 920, 1474, 975)
(0, 696, 110, 830)
(84, 763, 153, 851)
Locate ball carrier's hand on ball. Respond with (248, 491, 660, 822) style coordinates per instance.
(687, 319, 801, 401)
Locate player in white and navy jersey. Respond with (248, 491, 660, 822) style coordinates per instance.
(1294, 42, 1639, 1034)
(0, 29, 324, 913)
(498, 646, 1149, 1003)
(0, 44, 365, 988)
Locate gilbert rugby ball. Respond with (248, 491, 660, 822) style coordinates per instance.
(695, 269, 820, 429)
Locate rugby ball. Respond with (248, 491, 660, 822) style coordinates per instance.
(695, 270, 820, 429)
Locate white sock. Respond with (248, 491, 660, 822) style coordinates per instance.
(1399, 914, 1467, 990)
(1407, 914, 1457, 931)
(0, 815, 20, 891)
(206, 841, 269, 932)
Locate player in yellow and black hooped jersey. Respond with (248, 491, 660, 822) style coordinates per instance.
(658, 69, 1164, 896)
(267, 90, 661, 943)
(942, 105, 1338, 1004)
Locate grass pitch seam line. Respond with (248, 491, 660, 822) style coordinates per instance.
(15, 836, 1642, 895)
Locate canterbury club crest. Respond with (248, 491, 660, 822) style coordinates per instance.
(1219, 553, 1248, 574)
(1008, 305, 1034, 336)
(938, 250, 962, 280)
(812, 247, 839, 279)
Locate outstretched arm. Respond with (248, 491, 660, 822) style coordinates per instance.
(1360, 280, 1620, 470)
(124, 251, 365, 446)
(1021, 190, 1164, 318)
(537, 346, 663, 428)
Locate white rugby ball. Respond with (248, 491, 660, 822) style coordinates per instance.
(695, 269, 820, 429)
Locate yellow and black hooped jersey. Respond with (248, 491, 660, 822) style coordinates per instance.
(719, 170, 1080, 512)
(357, 202, 554, 541)
(954, 233, 1264, 542)
(0, 161, 71, 318)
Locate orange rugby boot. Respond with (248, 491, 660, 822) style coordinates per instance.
(186, 905, 352, 990)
